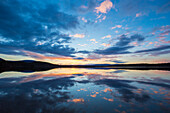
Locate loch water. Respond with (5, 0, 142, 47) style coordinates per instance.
(0, 68, 170, 113)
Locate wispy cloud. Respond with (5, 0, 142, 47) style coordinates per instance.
(135, 45, 170, 53)
(77, 44, 87, 46)
(136, 12, 143, 17)
(111, 60, 127, 63)
(101, 35, 111, 39)
(69, 34, 85, 38)
(159, 30, 170, 36)
(90, 39, 98, 43)
(81, 17, 88, 23)
(94, 46, 133, 55)
(101, 43, 110, 47)
(111, 25, 122, 29)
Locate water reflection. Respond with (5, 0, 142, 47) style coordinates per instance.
(0, 68, 170, 113)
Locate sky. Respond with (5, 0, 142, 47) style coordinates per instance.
(0, 0, 170, 65)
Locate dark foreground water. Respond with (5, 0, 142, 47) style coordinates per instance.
(0, 68, 170, 113)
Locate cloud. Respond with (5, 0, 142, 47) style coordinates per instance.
(102, 16, 106, 20)
(111, 60, 127, 63)
(156, 36, 166, 39)
(61, 0, 98, 14)
(135, 45, 170, 53)
(92, 34, 146, 55)
(77, 50, 90, 54)
(69, 34, 85, 38)
(77, 44, 87, 46)
(152, 25, 170, 34)
(22, 50, 74, 60)
(101, 35, 111, 39)
(94, 46, 133, 55)
(118, 0, 170, 16)
(157, 1, 170, 13)
(0, 46, 26, 56)
(159, 30, 170, 36)
(111, 25, 122, 30)
(101, 43, 110, 47)
(95, 14, 107, 23)
(90, 39, 98, 43)
(0, 0, 79, 57)
(94, 0, 113, 14)
(75, 33, 146, 56)
(160, 39, 170, 44)
(136, 12, 143, 17)
(150, 50, 170, 56)
(81, 17, 87, 23)
(115, 30, 119, 33)
(152, 25, 170, 36)
(73, 57, 85, 60)
(116, 34, 145, 47)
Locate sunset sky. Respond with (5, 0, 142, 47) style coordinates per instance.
(0, 0, 170, 65)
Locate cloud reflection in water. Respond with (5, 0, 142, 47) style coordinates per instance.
(0, 68, 170, 113)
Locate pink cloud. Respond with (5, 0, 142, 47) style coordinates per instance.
(131, 42, 139, 46)
(80, 5, 88, 9)
(96, 14, 102, 19)
(136, 12, 142, 17)
(111, 25, 122, 29)
(149, 42, 153, 45)
(69, 33, 85, 38)
(156, 36, 166, 39)
(160, 39, 170, 44)
(22, 50, 73, 60)
(67, 98, 84, 103)
(115, 30, 118, 33)
(102, 15, 106, 20)
(77, 44, 87, 46)
(95, 0, 113, 14)
(101, 35, 111, 39)
(90, 39, 98, 43)
(81, 17, 87, 23)
(101, 43, 110, 47)
(160, 30, 170, 36)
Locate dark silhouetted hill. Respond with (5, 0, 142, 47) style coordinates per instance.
(0, 58, 59, 73)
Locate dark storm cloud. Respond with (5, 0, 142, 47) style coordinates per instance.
(0, 0, 79, 57)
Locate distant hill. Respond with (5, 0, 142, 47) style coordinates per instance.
(0, 58, 170, 73)
(0, 58, 59, 73)
(0, 58, 5, 61)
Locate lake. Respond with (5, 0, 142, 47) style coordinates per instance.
(0, 68, 170, 113)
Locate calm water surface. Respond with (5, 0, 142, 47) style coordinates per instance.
(0, 68, 170, 113)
